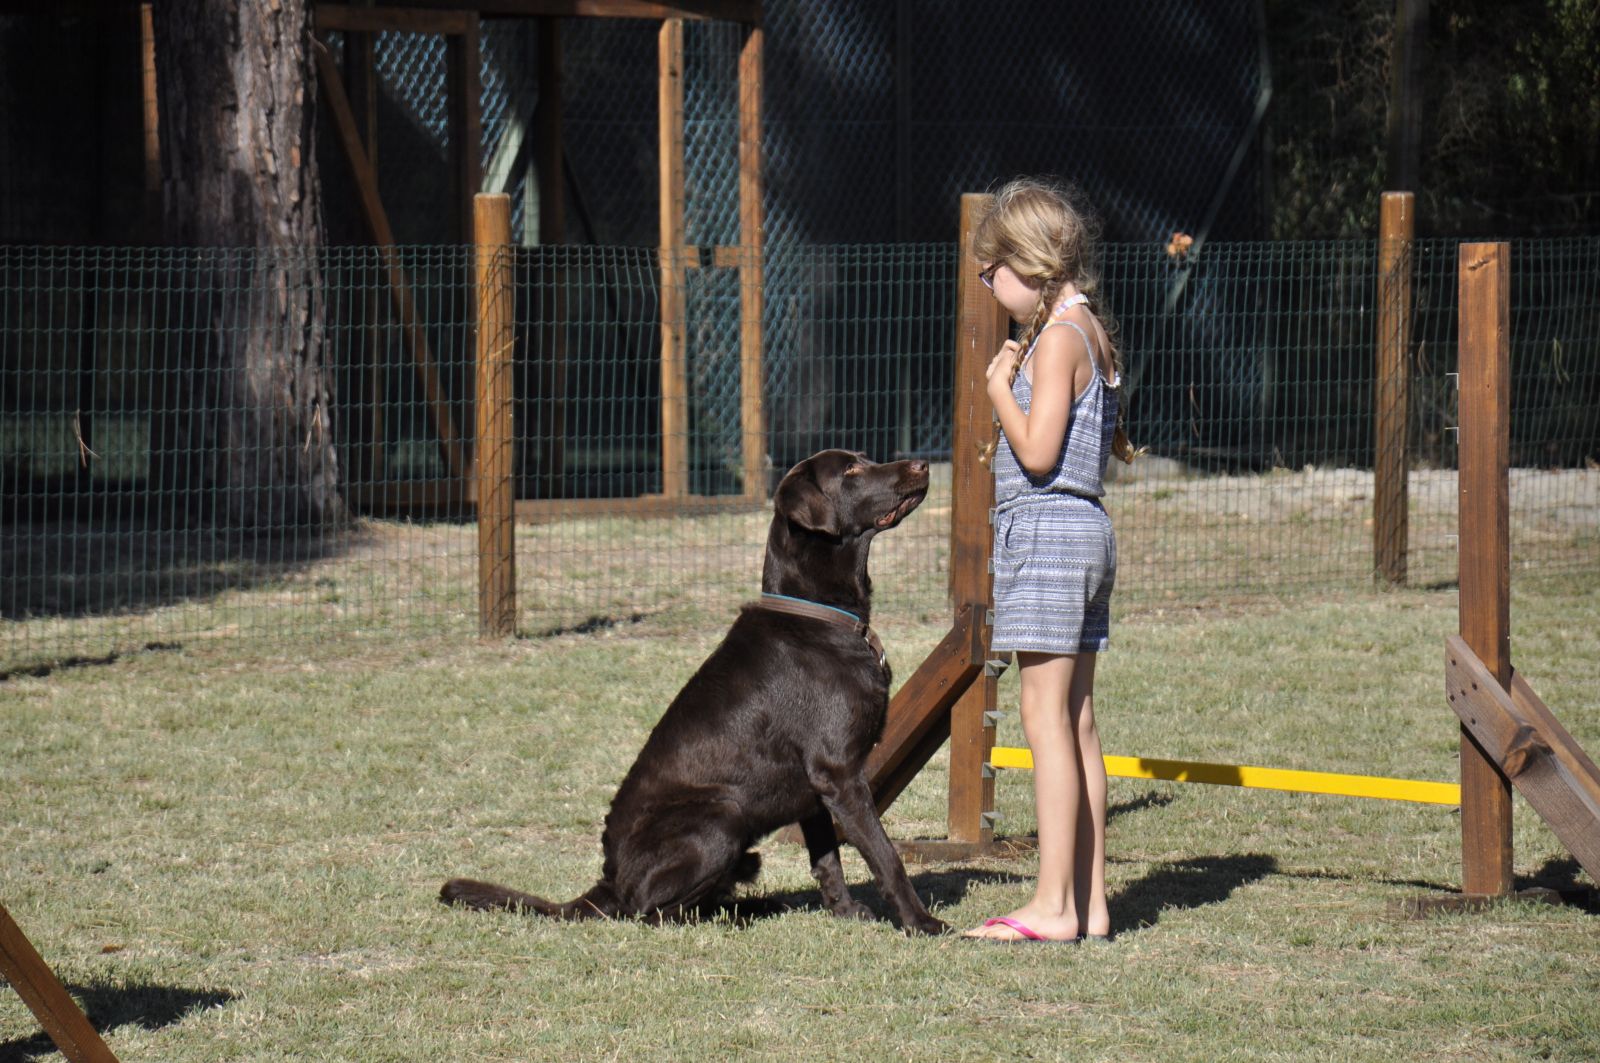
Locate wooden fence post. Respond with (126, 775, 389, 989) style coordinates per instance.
(737, 21, 767, 499)
(1457, 241, 1514, 895)
(946, 194, 1008, 845)
(476, 193, 517, 637)
(658, 18, 689, 498)
(1375, 191, 1413, 584)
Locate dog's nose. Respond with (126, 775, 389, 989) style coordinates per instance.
(908, 459, 928, 475)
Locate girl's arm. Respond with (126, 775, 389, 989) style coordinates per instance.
(985, 325, 1093, 477)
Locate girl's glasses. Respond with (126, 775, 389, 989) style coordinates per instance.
(979, 262, 1001, 290)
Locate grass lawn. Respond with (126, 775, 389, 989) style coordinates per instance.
(3, 566, 1598, 1060)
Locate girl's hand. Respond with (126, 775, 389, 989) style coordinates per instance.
(985, 340, 1021, 404)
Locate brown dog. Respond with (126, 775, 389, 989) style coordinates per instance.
(441, 449, 947, 934)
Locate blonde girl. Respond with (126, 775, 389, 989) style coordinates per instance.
(963, 177, 1134, 943)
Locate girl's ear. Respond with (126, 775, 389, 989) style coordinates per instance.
(773, 468, 839, 535)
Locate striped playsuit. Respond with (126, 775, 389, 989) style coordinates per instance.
(990, 296, 1120, 655)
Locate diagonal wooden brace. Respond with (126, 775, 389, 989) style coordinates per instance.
(1445, 635, 1600, 884)
(866, 602, 986, 814)
(0, 902, 118, 1062)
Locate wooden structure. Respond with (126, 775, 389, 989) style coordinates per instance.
(294, 1, 768, 515)
(1, 901, 119, 1062)
(862, 193, 1008, 855)
(1374, 190, 1413, 585)
(1438, 242, 1600, 903)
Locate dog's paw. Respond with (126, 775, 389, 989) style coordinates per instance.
(903, 914, 951, 936)
(829, 899, 877, 922)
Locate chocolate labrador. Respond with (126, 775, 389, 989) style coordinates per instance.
(441, 449, 947, 934)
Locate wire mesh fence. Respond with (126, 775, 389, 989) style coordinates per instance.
(3, 238, 1597, 671)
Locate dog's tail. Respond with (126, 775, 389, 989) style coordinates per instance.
(439, 877, 620, 920)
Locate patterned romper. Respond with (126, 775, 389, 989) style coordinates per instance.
(990, 295, 1120, 655)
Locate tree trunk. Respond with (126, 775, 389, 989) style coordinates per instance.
(151, 0, 344, 529)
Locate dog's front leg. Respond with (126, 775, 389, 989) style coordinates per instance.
(811, 772, 949, 936)
(799, 812, 875, 921)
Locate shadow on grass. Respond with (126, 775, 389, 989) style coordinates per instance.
(726, 865, 1030, 928)
(1108, 853, 1278, 937)
(0, 981, 235, 1062)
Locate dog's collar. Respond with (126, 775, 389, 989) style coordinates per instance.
(752, 593, 886, 668)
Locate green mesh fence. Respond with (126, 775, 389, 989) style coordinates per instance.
(3, 239, 1597, 671)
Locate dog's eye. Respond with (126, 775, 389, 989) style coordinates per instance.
(844, 464, 864, 477)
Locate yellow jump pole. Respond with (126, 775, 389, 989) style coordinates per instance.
(989, 748, 1460, 806)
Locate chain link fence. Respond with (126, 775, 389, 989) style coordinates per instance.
(5, 237, 1597, 671)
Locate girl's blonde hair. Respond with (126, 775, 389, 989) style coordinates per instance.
(973, 177, 1138, 464)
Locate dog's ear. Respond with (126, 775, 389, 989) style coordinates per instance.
(773, 467, 839, 535)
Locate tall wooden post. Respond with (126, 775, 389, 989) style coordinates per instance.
(476, 194, 517, 637)
(1375, 191, 1414, 584)
(737, 21, 767, 498)
(947, 194, 1007, 844)
(658, 19, 689, 497)
(139, 3, 161, 243)
(1457, 242, 1514, 895)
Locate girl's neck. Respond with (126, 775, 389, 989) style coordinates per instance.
(1050, 283, 1084, 319)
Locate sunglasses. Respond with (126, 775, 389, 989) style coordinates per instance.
(979, 262, 1002, 290)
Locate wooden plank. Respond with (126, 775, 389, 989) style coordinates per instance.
(1456, 241, 1514, 895)
(1374, 191, 1413, 584)
(737, 23, 766, 500)
(1446, 636, 1600, 884)
(0, 903, 119, 1063)
(657, 19, 689, 497)
(866, 604, 985, 813)
(315, 40, 467, 482)
(1512, 671, 1600, 792)
(138, 3, 161, 241)
(475, 194, 517, 637)
(945, 193, 1007, 843)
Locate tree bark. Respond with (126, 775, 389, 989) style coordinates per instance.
(151, 0, 344, 529)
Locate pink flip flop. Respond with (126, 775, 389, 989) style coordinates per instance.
(969, 916, 1073, 943)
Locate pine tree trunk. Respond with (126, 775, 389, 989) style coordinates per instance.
(152, 0, 344, 529)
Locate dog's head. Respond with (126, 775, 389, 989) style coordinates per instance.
(772, 450, 930, 538)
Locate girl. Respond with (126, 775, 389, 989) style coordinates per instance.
(962, 178, 1136, 943)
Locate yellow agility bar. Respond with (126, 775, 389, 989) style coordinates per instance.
(988, 748, 1460, 806)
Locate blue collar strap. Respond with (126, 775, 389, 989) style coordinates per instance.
(760, 592, 862, 625)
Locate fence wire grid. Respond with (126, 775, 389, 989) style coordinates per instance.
(3, 237, 1598, 670)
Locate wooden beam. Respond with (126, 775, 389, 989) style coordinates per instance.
(1456, 241, 1514, 895)
(315, 39, 468, 482)
(1446, 637, 1600, 884)
(475, 194, 518, 637)
(658, 18, 688, 497)
(866, 603, 987, 813)
(0, 903, 119, 1063)
(139, 3, 161, 242)
(1374, 191, 1413, 584)
(737, 21, 766, 498)
(945, 193, 1008, 843)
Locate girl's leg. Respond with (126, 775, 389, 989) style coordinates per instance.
(1069, 653, 1110, 938)
(963, 651, 1082, 941)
